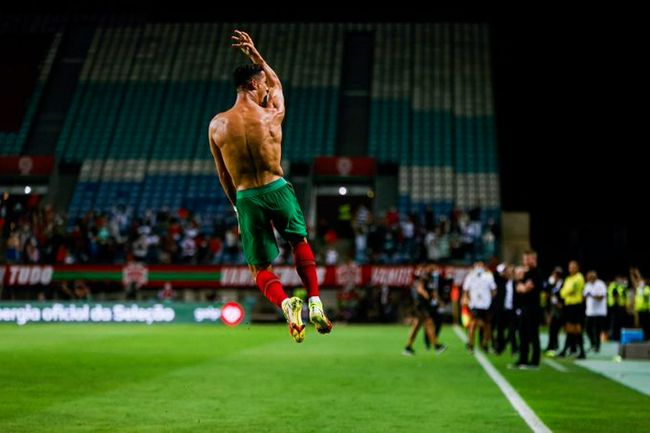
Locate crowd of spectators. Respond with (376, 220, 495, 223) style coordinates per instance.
(1, 194, 498, 266)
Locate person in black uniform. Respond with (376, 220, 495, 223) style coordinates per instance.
(423, 264, 449, 351)
(512, 250, 543, 369)
(543, 266, 564, 354)
(494, 264, 518, 355)
(403, 264, 448, 355)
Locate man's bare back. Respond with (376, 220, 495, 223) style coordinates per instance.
(208, 30, 286, 206)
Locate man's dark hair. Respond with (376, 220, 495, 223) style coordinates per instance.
(233, 64, 263, 89)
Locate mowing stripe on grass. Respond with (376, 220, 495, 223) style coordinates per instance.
(542, 358, 568, 372)
(453, 325, 552, 433)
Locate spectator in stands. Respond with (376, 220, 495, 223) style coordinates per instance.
(5, 229, 21, 263)
(436, 220, 452, 262)
(366, 216, 384, 263)
(423, 228, 439, 263)
(482, 227, 496, 260)
(352, 204, 370, 264)
(324, 246, 339, 265)
(558, 260, 586, 358)
(400, 214, 416, 262)
(73, 280, 91, 300)
(57, 281, 74, 300)
(24, 238, 40, 263)
(382, 225, 398, 263)
(584, 270, 607, 353)
(221, 225, 241, 263)
(180, 233, 197, 264)
(158, 282, 176, 301)
(132, 233, 148, 262)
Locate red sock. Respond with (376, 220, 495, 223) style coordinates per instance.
(293, 241, 319, 298)
(255, 270, 288, 307)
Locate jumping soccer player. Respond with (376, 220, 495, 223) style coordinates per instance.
(208, 30, 332, 343)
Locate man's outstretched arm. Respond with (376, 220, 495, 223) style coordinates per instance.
(231, 30, 284, 114)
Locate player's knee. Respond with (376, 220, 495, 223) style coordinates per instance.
(288, 236, 308, 248)
(250, 263, 272, 280)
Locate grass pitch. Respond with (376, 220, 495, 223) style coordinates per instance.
(0, 323, 647, 432)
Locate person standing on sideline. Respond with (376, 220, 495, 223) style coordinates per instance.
(584, 271, 607, 353)
(558, 261, 586, 358)
(495, 264, 518, 355)
(607, 275, 628, 340)
(512, 250, 543, 369)
(630, 267, 650, 340)
(543, 266, 564, 354)
(463, 261, 497, 352)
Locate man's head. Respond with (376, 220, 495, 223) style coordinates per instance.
(233, 64, 268, 105)
(427, 263, 439, 274)
(586, 270, 597, 283)
(514, 266, 526, 281)
(568, 260, 579, 275)
(523, 250, 537, 268)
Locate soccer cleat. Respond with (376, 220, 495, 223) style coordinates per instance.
(434, 343, 448, 355)
(402, 347, 415, 356)
(519, 363, 540, 370)
(308, 299, 333, 334)
(282, 297, 305, 343)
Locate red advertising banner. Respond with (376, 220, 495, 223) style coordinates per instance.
(0, 156, 55, 176)
(313, 157, 376, 177)
(1, 264, 470, 288)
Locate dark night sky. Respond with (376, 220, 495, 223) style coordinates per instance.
(489, 12, 644, 273)
(4, 4, 644, 273)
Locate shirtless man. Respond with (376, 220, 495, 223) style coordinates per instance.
(208, 30, 332, 343)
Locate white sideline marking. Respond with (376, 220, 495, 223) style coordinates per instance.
(542, 358, 568, 373)
(453, 325, 552, 433)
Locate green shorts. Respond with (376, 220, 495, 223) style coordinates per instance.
(235, 178, 308, 266)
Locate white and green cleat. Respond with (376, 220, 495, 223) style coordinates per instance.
(281, 297, 305, 343)
(309, 298, 333, 334)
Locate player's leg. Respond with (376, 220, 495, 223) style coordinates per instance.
(403, 317, 422, 355)
(287, 237, 332, 334)
(250, 263, 287, 307)
(423, 317, 438, 348)
(558, 323, 573, 357)
(467, 313, 477, 351)
(251, 263, 304, 343)
(483, 313, 493, 351)
(575, 322, 586, 359)
(290, 238, 319, 299)
(269, 181, 332, 334)
(238, 192, 304, 343)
